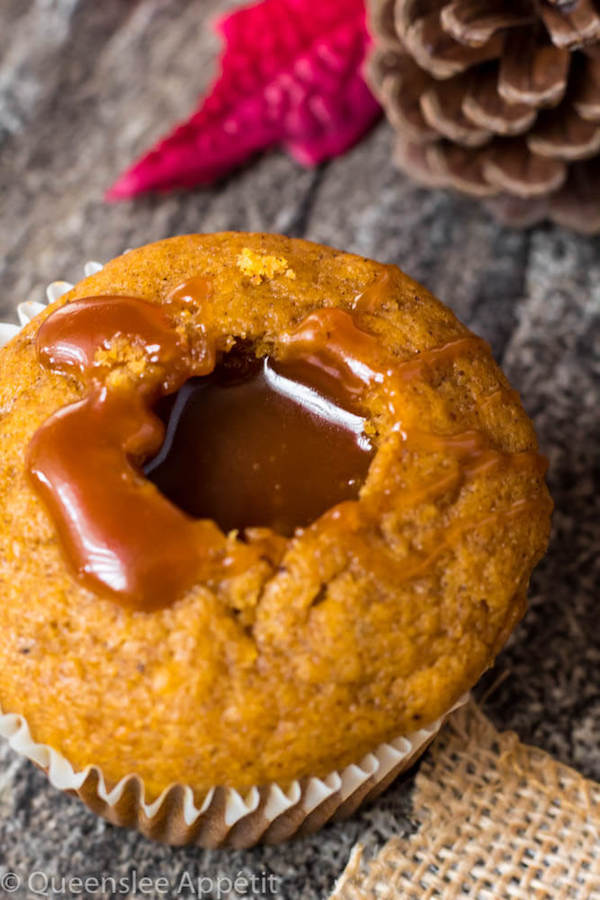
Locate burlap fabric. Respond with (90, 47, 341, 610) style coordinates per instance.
(331, 701, 600, 899)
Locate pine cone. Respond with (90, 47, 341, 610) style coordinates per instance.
(367, 0, 600, 232)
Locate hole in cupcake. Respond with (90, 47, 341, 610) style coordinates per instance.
(144, 346, 374, 536)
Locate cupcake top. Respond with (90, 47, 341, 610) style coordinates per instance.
(0, 233, 551, 798)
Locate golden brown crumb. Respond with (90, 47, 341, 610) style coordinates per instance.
(237, 248, 295, 284)
(94, 337, 153, 390)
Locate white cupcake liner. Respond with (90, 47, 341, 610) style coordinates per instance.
(0, 263, 466, 846)
(0, 259, 103, 348)
(0, 695, 466, 847)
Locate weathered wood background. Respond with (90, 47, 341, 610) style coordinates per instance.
(0, 1, 598, 897)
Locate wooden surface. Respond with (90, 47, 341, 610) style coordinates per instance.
(0, 2, 599, 897)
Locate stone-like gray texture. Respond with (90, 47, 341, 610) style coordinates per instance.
(0, 1, 598, 897)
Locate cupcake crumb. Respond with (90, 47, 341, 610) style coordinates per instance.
(95, 336, 150, 386)
(237, 248, 295, 284)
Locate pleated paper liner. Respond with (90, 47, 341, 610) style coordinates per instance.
(0, 261, 467, 846)
(0, 695, 466, 847)
(0, 258, 104, 348)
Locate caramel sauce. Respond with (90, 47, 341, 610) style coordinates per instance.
(167, 275, 213, 311)
(343, 496, 547, 592)
(27, 297, 228, 610)
(479, 384, 521, 409)
(280, 307, 548, 558)
(352, 268, 396, 314)
(28, 296, 374, 608)
(144, 350, 373, 537)
(279, 306, 489, 413)
(27, 283, 547, 611)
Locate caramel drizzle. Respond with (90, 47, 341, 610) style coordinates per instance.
(27, 296, 281, 611)
(353, 269, 518, 410)
(282, 307, 490, 422)
(27, 283, 547, 611)
(352, 267, 396, 314)
(334, 496, 547, 592)
(374, 430, 546, 514)
(479, 384, 521, 409)
(281, 306, 548, 575)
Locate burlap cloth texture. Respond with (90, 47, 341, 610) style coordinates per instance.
(330, 699, 600, 899)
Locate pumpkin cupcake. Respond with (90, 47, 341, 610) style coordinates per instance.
(0, 234, 551, 846)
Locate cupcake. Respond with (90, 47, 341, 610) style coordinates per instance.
(0, 234, 551, 846)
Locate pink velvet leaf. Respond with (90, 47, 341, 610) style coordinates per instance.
(107, 0, 380, 199)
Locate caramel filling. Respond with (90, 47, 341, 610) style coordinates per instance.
(27, 297, 224, 611)
(27, 282, 548, 612)
(145, 349, 372, 537)
(27, 295, 375, 609)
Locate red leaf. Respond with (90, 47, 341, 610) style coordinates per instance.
(107, 0, 380, 199)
